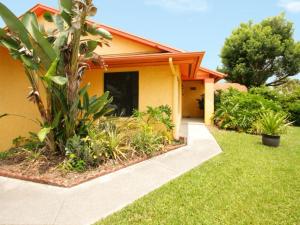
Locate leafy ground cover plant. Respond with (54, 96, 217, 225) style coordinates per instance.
(1, 105, 176, 174)
(131, 105, 174, 155)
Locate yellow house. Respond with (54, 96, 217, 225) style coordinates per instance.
(0, 4, 225, 151)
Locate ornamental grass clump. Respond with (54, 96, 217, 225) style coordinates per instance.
(255, 111, 291, 136)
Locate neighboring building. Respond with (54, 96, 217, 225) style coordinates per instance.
(215, 83, 248, 92)
(0, 4, 226, 150)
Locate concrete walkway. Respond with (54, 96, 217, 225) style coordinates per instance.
(0, 120, 222, 225)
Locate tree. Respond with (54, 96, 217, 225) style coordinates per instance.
(0, 0, 113, 153)
(219, 14, 300, 88)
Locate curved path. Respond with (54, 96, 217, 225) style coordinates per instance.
(0, 119, 222, 225)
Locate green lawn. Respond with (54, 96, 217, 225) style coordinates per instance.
(96, 127, 300, 225)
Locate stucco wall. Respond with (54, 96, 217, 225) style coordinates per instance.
(0, 48, 41, 151)
(83, 65, 181, 138)
(94, 35, 162, 55)
(0, 61, 180, 151)
(204, 79, 215, 125)
(182, 81, 204, 118)
(83, 65, 175, 111)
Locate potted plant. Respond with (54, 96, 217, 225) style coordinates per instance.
(257, 111, 290, 147)
(196, 94, 205, 110)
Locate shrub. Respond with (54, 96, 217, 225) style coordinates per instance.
(0, 151, 10, 160)
(52, 105, 175, 172)
(255, 111, 290, 136)
(280, 90, 300, 126)
(250, 86, 300, 126)
(286, 101, 300, 126)
(133, 105, 174, 132)
(88, 119, 132, 162)
(214, 88, 282, 133)
(64, 135, 95, 172)
(133, 105, 174, 143)
(131, 125, 165, 156)
(249, 86, 281, 102)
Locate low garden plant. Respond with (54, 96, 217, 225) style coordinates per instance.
(255, 111, 291, 147)
(0, 105, 178, 178)
(255, 111, 290, 136)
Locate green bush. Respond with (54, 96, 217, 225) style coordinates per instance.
(250, 86, 300, 126)
(130, 105, 174, 155)
(214, 88, 282, 133)
(60, 105, 174, 171)
(249, 86, 281, 102)
(133, 105, 174, 143)
(280, 90, 300, 126)
(286, 101, 300, 126)
(133, 105, 174, 131)
(0, 151, 10, 160)
(88, 119, 132, 162)
(131, 125, 165, 156)
(63, 135, 95, 172)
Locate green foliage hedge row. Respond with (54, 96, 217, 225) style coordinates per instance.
(250, 86, 300, 126)
(214, 88, 282, 133)
(214, 85, 300, 133)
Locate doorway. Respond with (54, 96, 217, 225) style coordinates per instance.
(182, 80, 204, 118)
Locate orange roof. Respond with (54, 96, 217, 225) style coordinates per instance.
(182, 67, 226, 82)
(29, 4, 183, 53)
(99, 52, 205, 78)
(199, 67, 226, 79)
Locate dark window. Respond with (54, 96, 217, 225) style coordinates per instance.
(104, 71, 139, 116)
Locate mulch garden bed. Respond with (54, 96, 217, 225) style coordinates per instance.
(0, 141, 186, 188)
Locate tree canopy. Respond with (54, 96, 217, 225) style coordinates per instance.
(219, 14, 300, 88)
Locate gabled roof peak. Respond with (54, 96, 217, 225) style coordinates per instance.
(29, 3, 184, 53)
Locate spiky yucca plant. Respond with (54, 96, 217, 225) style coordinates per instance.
(257, 111, 291, 136)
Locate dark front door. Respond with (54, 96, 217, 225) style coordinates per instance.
(104, 72, 139, 116)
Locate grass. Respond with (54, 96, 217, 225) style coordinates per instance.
(96, 127, 300, 225)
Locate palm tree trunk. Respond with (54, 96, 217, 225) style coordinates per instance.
(66, 6, 88, 138)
